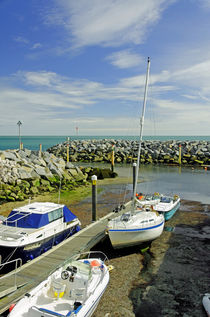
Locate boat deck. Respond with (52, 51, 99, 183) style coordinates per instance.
(0, 209, 122, 314)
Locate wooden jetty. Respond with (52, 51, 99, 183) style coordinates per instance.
(0, 211, 117, 314)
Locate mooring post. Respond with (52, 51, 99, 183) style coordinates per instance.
(133, 162, 137, 196)
(66, 137, 70, 163)
(111, 144, 115, 172)
(91, 175, 97, 221)
(39, 144, 42, 157)
(178, 144, 182, 165)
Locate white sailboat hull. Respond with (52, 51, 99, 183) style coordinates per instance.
(203, 294, 210, 317)
(108, 211, 164, 249)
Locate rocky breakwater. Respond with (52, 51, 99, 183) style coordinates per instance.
(48, 139, 210, 166)
(0, 149, 86, 203)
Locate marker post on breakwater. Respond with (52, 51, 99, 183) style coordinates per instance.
(178, 144, 182, 165)
(66, 137, 70, 163)
(39, 144, 42, 157)
(111, 144, 115, 172)
(91, 175, 97, 221)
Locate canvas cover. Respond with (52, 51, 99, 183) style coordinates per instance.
(4, 205, 77, 228)
(63, 205, 77, 223)
(4, 211, 49, 228)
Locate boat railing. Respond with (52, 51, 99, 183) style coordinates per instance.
(112, 213, 161, 229)
(0, 258, 22, 297)
(74, 251, 109, 264)
(4, 211, 30, 227)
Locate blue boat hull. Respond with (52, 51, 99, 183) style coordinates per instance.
(0, 225, 80, 272)
(162, 202, 180, 221)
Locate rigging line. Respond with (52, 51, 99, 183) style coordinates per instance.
(132, 57, 151, 212)
(0, 241, 22, 271)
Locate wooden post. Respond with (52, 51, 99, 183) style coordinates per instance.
(91, 175, 97, 221)
(178, 144, 182, 165)
(133, 162, 137, 196)
(66, 137, 70, 163)
(111, 144, 115, 172)
(67, 144, 69, 163)
(39, 144, 42, 157)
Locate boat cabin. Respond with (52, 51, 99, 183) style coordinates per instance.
(3, 202, 77, 229)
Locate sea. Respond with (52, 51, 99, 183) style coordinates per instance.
(0, 135, 210, 151)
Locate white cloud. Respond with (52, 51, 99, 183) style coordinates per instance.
(106, 50, 144, 69)
(1, 54, 210, 136)
(198, 0, 210, 9)
(14, 36, 29, 45)
(44, 0, 175, 48)
(31, 43, 42, 50)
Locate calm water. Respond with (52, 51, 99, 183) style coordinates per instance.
(78, 163, 210, 205)
(0, 135, 210, 151)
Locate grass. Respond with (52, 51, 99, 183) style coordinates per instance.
(0, 183, 104, 218)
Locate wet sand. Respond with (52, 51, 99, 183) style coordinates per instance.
(91, 200, 210, 317)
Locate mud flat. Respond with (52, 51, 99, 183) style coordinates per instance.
(92, 200, 210, 317)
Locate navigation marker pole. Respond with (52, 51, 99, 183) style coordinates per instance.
(91, 175, 97, 221)
(17, 121, 22, 150)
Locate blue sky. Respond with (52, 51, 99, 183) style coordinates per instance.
(1, 0, 210, 136)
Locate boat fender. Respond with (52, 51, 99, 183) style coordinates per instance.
(9, 303, 15, 312)
(100, 264, 104, 271)
(76, 225, 80, 232)
(91, 260, 100, 267)
(108, 265, 114, 271)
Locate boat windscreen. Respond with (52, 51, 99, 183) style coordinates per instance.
(4, 210, 49, 228)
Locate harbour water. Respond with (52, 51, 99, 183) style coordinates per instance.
(75, 162, 210, 205)
(0, 135, 210, 151)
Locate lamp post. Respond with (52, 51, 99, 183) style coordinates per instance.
(17, 121, 22, 150)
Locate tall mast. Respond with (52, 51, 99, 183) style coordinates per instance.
(132, 57, 151, 211)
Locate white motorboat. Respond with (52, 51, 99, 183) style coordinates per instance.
(107, 57, 165, 249)
(203, 293, 210, 316)
(0, 202, 81, 271)
(8, 251, 110, 317)
(136, 193, 180, 220)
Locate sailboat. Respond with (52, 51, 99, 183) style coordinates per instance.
(107, 57, 165, 249)
(202, 293, 210, 317)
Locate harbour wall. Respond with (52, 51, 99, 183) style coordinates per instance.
(0, 149, 115, 204)
(48, 139, 210, 166)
